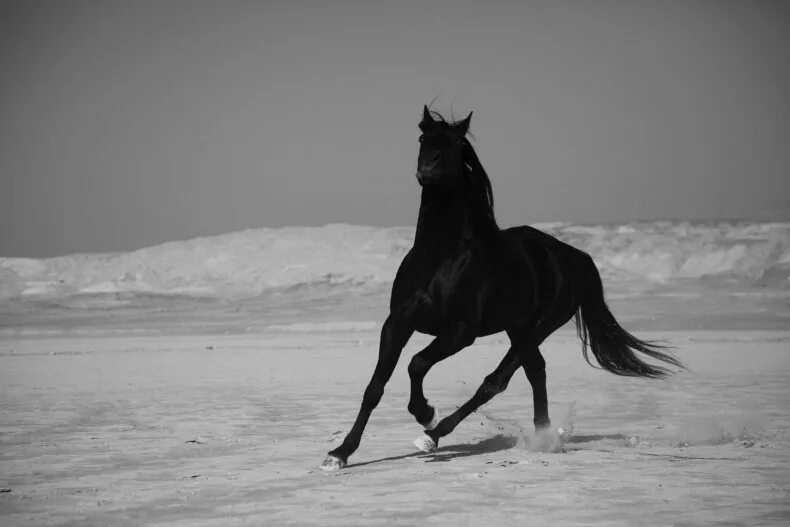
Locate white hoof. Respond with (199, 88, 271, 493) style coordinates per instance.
(413, 433, 437, 453)
(320, 455, 346, 471)
(425, 407, 440, 430)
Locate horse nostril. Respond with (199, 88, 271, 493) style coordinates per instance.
(420, 159, 438, 172)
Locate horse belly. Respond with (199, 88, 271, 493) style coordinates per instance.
(477, 279, 531, 336)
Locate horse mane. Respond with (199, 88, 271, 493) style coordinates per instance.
(460, 137, 499, 234)
(422, 108, 499, 235)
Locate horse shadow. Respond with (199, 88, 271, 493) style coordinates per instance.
(346, 432, 632, 469)
(566, 433, 628, 443)
(346, 434, 519, 469)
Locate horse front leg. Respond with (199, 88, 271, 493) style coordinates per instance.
(412, 345, 523, 452)
(321, 315, 413, 470)
(407, 323, 476, 429)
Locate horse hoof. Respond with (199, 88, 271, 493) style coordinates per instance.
(320, 455, 346, 471)
(424, 407, 440, 430)
(413, 433, 437, 453)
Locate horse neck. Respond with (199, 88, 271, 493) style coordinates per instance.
(413, 184, 471, 251)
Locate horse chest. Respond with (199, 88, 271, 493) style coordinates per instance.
(392, 248, 486, 327)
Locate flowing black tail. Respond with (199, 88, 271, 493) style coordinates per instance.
(574, 255, 684, 378)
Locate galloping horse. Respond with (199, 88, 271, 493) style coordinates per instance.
(321, 106, 682, 470)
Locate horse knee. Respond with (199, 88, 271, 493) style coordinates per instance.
(407, 355, 430, 379)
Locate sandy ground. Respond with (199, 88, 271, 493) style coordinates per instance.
(1, 325, 789, 526)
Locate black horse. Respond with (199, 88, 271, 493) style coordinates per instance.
(321, 106, 683, 470)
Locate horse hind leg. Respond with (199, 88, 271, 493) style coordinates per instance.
(522, 346, 551, 430)
(517, 294, 580, 433)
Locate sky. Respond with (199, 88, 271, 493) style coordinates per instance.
(1, 1, 789, 257)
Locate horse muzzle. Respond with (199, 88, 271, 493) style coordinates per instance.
(416, 164, 441, 185)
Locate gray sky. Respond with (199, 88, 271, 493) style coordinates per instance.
(2, 1, 789, 257)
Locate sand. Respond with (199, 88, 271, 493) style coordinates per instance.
(1, 324, 789, 526)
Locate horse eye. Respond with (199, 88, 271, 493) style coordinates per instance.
(418, 136, 424, 144)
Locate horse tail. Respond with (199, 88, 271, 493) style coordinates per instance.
(574, 254, 684, 378)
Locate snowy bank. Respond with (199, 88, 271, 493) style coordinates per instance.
(1, 221, 788, 302)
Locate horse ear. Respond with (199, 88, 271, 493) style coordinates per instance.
(455, 111, 473, 136)
(419, 105, 433, 130)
